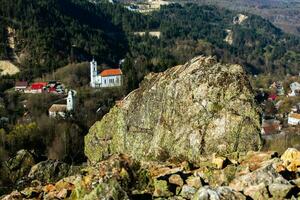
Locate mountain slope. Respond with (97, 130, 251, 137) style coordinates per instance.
(172, 0, 300, 36)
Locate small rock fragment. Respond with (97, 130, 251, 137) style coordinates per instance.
(169, 174, 184, 186)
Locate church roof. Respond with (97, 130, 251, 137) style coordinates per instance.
(49, 104, 67, 113)
(100, 69, 122, 77)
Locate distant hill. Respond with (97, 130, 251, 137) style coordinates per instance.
(171, 0, 300, 36)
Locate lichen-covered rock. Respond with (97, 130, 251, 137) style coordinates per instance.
(4, 150, 36, 183)
(168, 174, 184, 186)
(229, 163, 290, 192)
(28, 160, 80, 184)
(268, 183, 295, 199)
(85, 56, 261, 164)
(281, 148, 300, 172)
(153, 179, 173, 197)
(192, 186, 246, 200)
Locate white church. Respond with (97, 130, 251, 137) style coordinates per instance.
(90, 59, 123, 88)
(48, 90, 76, 118)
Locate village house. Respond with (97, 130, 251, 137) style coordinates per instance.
(90, 59, 123, 88)
(288, 113, 300, 125)
(261, 119, 282, 135)
(288, 82, 300, 97)
(48, 90, 75, 118)
(25, 82, 47, 93)
(15, 81, 28, 92)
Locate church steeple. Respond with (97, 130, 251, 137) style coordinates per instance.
(67, 90, 75, 111)
(90, 59, 97, 88)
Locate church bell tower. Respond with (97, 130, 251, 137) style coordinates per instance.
(90, 59, 97, 87)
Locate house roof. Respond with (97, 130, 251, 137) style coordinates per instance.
(31, 82, 47, 90)
(15, 81, 28, 87)
(262, 119, 281, 134)
(289, 113, 300, 120)
(100, 69, 122, 77)
(262, 125, 280, 135)
(49, 104, 67, 113)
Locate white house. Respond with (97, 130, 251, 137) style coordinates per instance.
(289, 82, 300, 97)
(90, 59, 122, 88)
(15, 81, 28, 92)
(49, 90, 75, 118)
(288, 113, 300, 125)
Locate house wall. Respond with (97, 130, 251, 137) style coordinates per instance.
(288, 117, 300, 125)
(49, 111, 66, 118)
(101, 75, 122, 87)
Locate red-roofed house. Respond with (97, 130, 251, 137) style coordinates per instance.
(90, 59, 122, 88)
(26, 82, 47, 93)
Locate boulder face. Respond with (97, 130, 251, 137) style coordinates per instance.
(85, 56, 262, 164)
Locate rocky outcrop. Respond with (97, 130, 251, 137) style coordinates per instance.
(4, 149, 300, 199)
(85, 56, 261, 164)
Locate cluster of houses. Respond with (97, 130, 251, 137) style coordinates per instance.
(13, 59, 123, 120)
(118, 0, 172, 13)
(261, 81, 300, 135)
(15, 81, 64, 94)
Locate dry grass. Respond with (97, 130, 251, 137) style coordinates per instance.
(0, 60, 20, 76)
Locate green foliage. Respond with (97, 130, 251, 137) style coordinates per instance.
(5, 122, 40, 153)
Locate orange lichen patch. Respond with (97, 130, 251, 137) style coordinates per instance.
(43, 184, 56, 193)
(149, 166, 182, 178)
(240, 151, 278, 171)
(100, 69, 122, 77)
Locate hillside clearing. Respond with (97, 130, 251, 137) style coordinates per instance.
(0, 60, 20, 76)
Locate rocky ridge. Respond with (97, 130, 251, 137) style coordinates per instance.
(85, 55, 262, 164)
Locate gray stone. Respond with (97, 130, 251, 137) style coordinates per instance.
(192, 186, 246, 200)
(268, 183, 294, 199)
(180, 185, 197, 199)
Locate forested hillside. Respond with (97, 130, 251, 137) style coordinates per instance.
(0, 0, 132, 79)
(0, 0, 299, 83)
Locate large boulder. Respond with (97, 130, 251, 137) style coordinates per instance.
(85, 56, 261, 164)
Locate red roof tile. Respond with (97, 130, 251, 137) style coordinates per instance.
(100, 69, 122, 77)
(31, 82, 47, 90)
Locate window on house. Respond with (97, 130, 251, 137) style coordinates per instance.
(109, 79, 114, 83)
